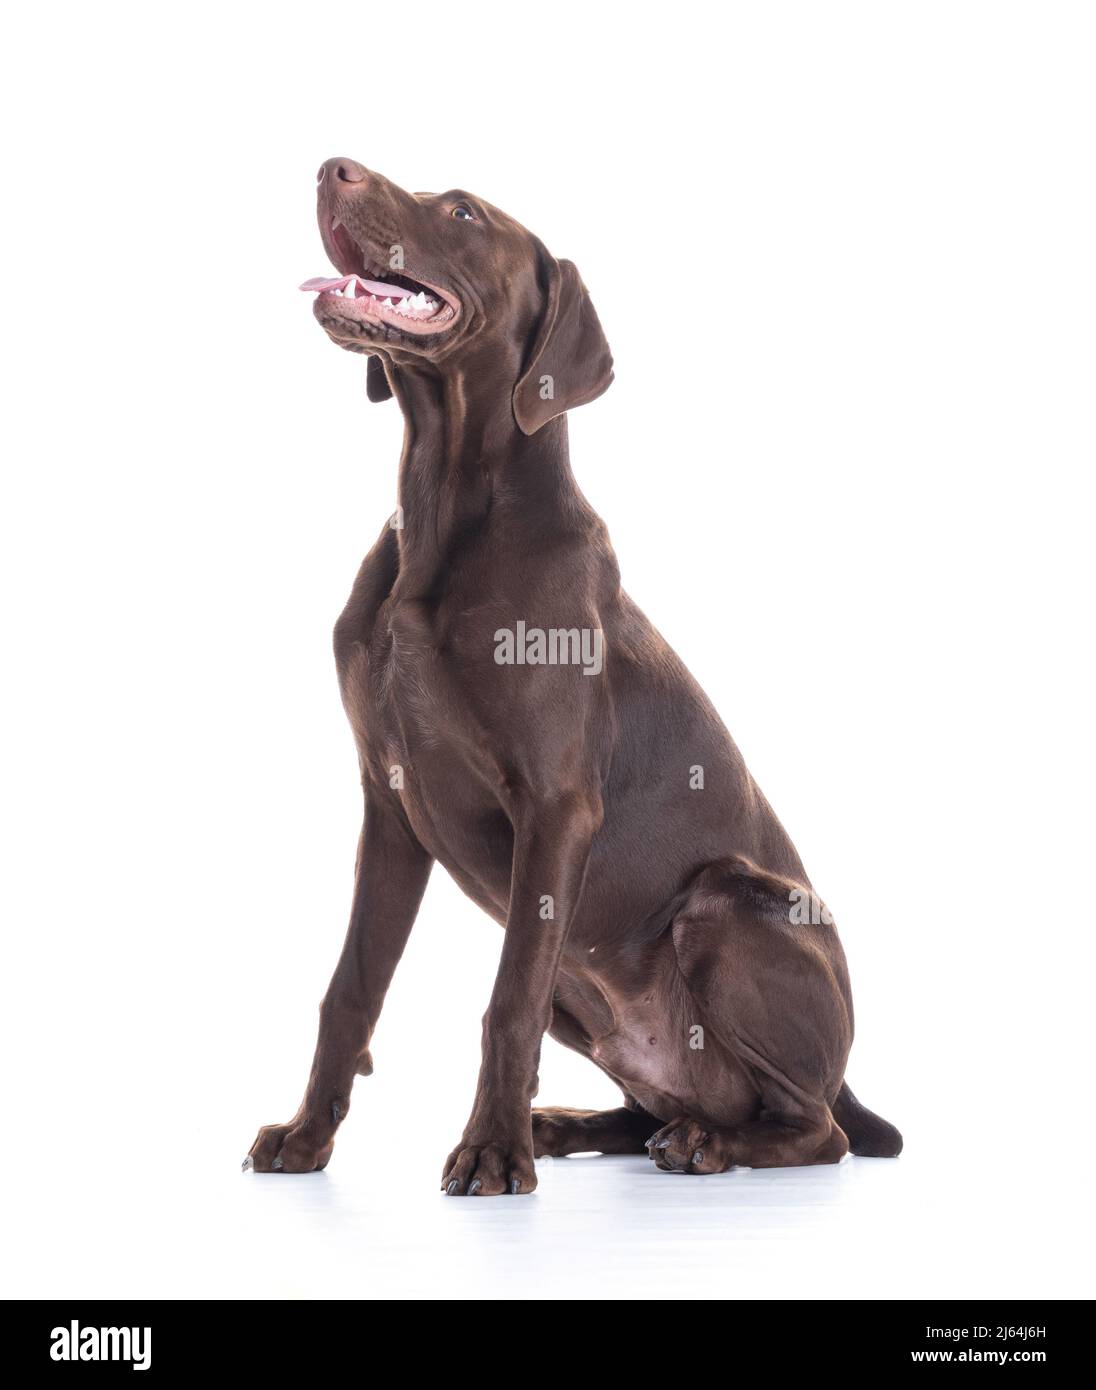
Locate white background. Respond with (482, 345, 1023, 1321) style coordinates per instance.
(2, 1, 1093, 1300)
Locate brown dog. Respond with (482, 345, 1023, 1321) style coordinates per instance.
(246, 158, 902, 1194)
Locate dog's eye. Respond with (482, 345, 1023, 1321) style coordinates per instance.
(451, 205, 475, 222)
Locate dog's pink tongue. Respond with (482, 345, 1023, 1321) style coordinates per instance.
(299, 275, 411, 298)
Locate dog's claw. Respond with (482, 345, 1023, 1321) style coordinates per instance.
(446, 1179, 461, 1195)
(331, 1102, 341, 1124)
(692, 1150, 704, 1165)
(271, 1156, 284, 1170)
(510, 1178, 521, 1194)
(644, 1135, 658, 1149)
(468, 1179, 482, 1195)
(656, 1139, 670, 1149)
(241, 1156, 253, 1172)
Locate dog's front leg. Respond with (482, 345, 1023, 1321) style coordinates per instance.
(247, 796, 432, 1172)
(442, 790, 602, 1196)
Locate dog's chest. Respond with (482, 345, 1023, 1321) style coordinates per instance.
(338, 589, 514, 887)
(373, 594, 501, 758)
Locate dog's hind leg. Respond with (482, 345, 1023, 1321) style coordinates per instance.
(532, 1103, 657, 1157)
(652, 856, 858, 1174)
(647, 1111, 849, 1172)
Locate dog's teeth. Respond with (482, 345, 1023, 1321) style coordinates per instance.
(345, 279, 356, 298)
(382, 297, 393, 308)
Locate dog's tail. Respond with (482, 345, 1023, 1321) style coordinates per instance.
(833, 1080, 903, 1157)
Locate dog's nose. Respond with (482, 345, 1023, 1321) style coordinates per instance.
(317, 158, 367, 186)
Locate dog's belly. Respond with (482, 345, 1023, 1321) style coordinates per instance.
(553, 955, 760, 1128)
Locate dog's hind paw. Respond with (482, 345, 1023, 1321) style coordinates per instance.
(645, 1118, 729, 1174)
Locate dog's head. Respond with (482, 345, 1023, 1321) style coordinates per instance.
(302, 158, 613, 433)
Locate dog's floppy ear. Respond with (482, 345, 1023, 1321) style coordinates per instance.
(366, 353, 394, 403)
(513, 257, 614, 435)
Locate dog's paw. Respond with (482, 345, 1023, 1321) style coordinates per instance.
(644, 1118, 733, 1174)
(441, 1138, 537, 1196)
(531, 1107, 574, 1158)
(244, 1110, 340, 1174)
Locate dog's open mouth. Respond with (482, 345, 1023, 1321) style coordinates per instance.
(301, 217, 459, 336)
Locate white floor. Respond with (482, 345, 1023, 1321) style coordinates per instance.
(7, 872, 1090, 1301)
(8, 1114, 1087, 1300)
(8, 880, 1091, 1302)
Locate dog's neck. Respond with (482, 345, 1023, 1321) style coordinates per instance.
(387, 360, 582, 599)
